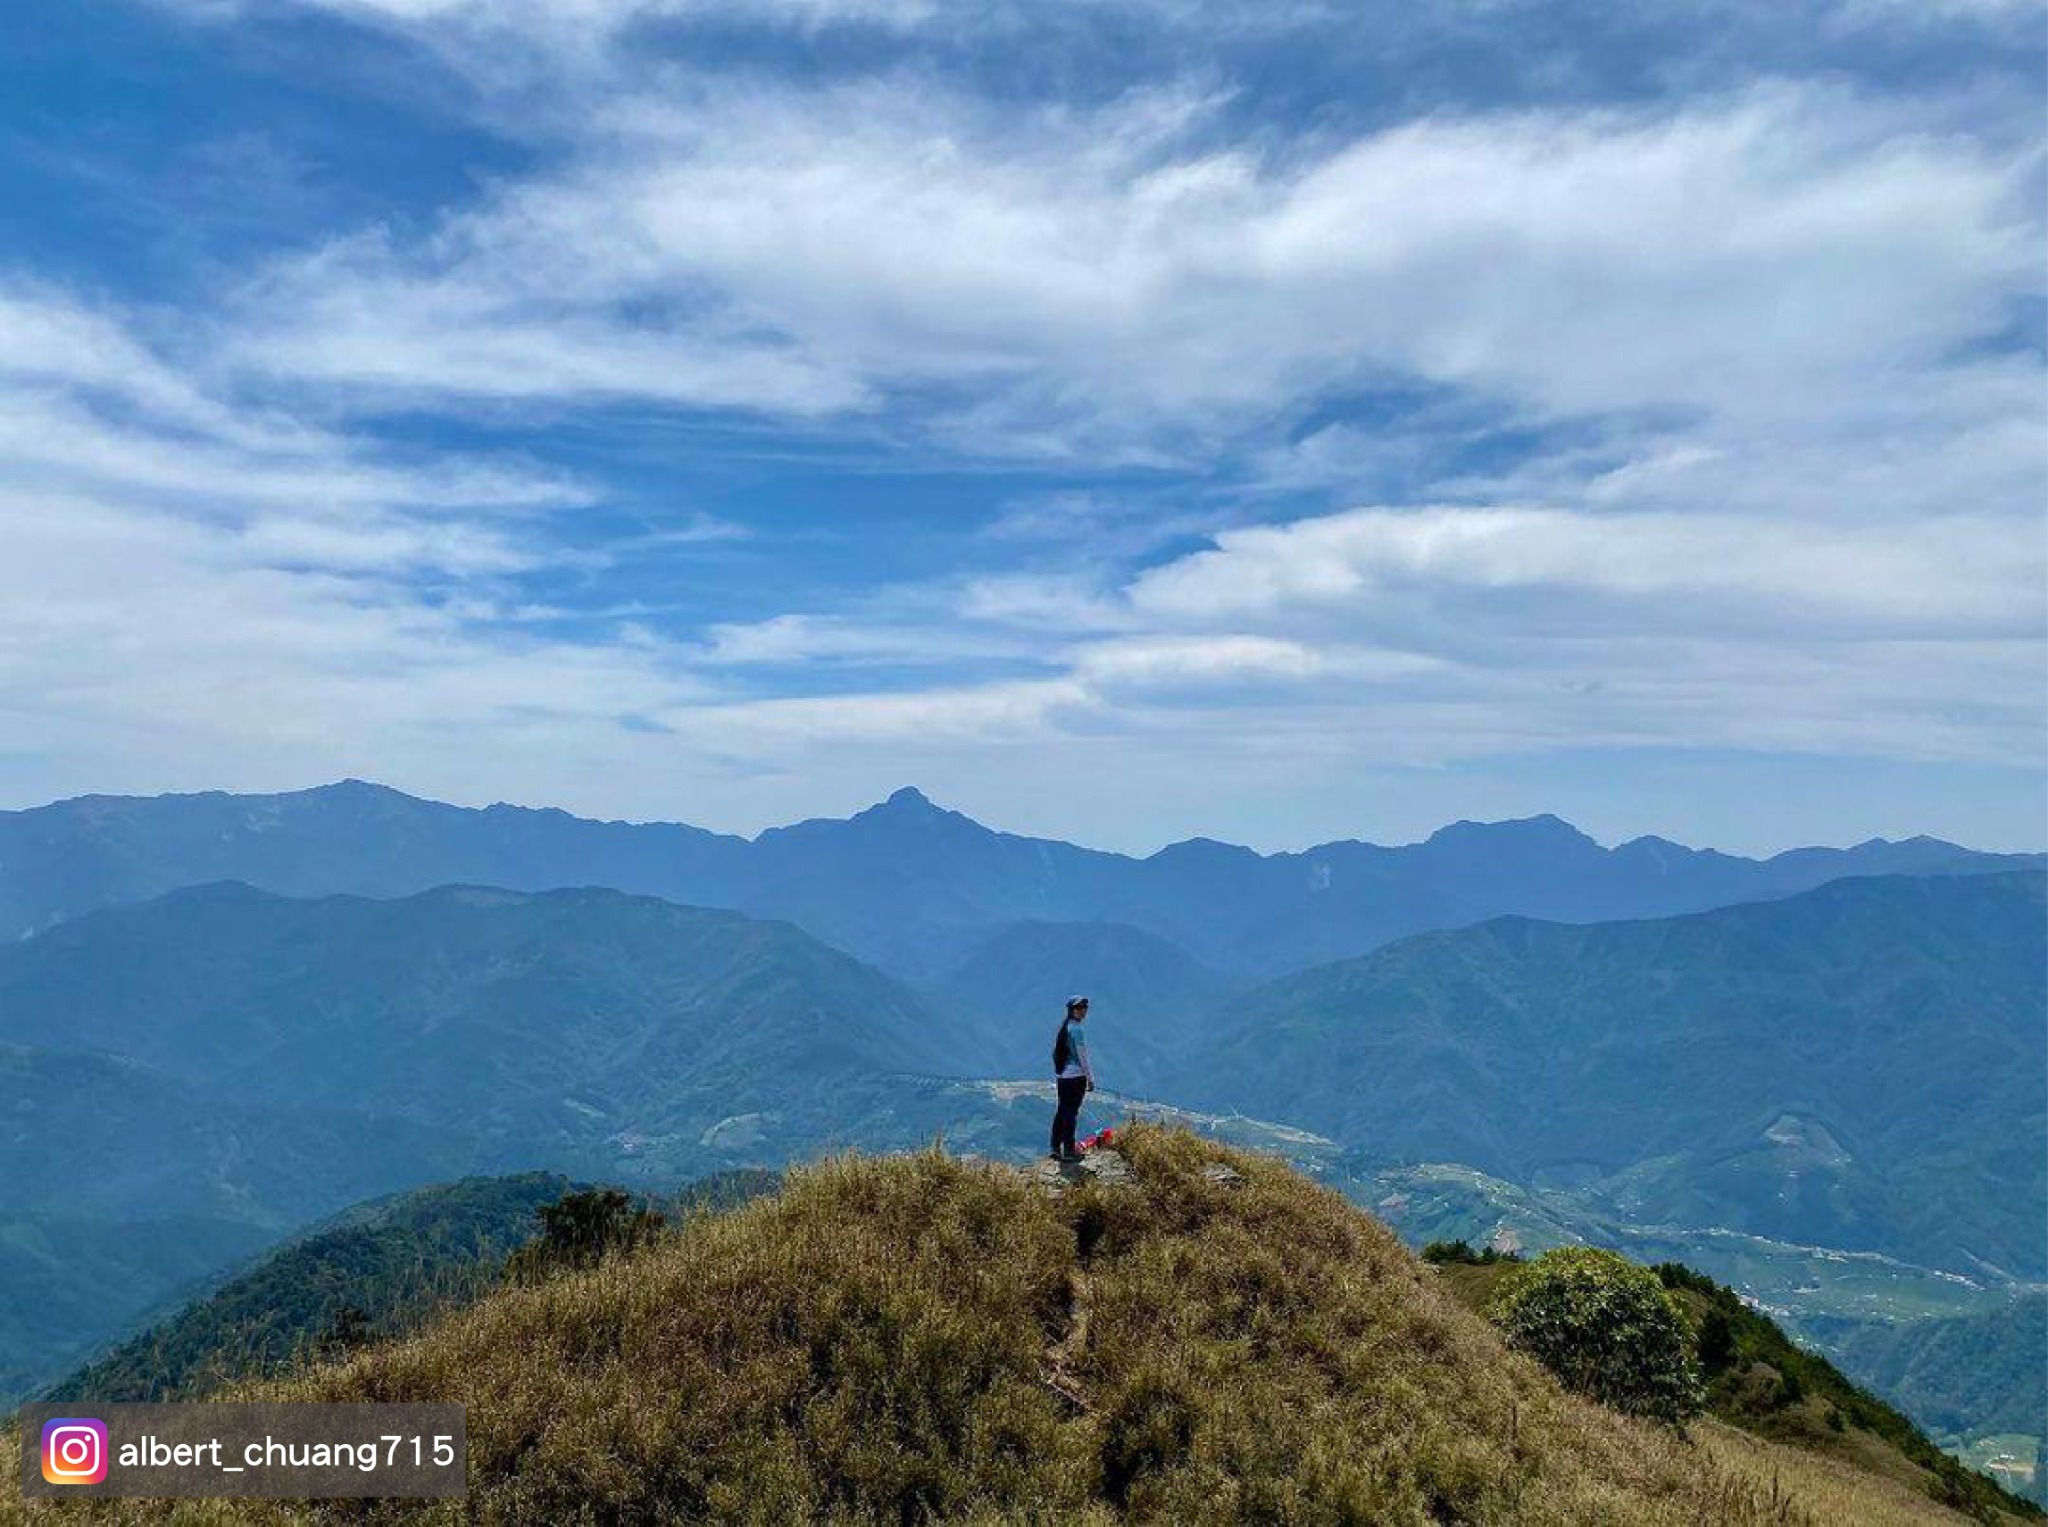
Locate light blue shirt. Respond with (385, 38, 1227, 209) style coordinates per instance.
(1058, 1021, 1092, 1082)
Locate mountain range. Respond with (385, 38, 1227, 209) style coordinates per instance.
(1175, 871, 2046, 1279)
(0, 779, 2039, 1478)
(0, 881, 961, 1165)
(4, 779, 2034, 979)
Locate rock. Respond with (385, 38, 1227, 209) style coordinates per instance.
(1202, 1163, 1247, 1188)
(1026, 1148, 1134, 1196)
(1082, 1150, 1135, 1188)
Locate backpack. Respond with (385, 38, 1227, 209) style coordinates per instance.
(1052, 1019, 1072, 1074)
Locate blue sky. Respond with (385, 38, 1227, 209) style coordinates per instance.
(1, 0, 2042, 854)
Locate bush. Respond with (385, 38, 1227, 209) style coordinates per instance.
(1488, 1247, 1704, 1424)
(506, 1187, 666, 1281)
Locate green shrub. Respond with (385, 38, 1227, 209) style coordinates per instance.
(506, 1187, 666, 1281)
(1489, 1247, 1704, 1424)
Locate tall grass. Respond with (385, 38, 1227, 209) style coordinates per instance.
(1699, 1420, 1995, 1527)
(0, 1128, 1986, 1524)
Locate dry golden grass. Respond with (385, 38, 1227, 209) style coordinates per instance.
(1698, 1420, 2000, 1527)
(0, 1127, 1987, 1524)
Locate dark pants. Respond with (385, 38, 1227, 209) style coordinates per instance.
(1051, 1075, 1088, 1156)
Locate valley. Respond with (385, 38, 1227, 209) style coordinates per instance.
(0, 782, 2039, 1502)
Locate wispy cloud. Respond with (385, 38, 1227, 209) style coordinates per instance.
(0, 0, 2037, 851)
(1126, 506, 2040, 636)
(213, 79, 2036, 469)
(0, 285, 725, 796)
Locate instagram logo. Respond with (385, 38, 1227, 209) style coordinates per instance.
(41, 1418, 108, 1485)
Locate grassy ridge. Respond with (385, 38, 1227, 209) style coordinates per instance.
(1431, 1251, 2040, 1524)
(6, 1127, 1990, 1525)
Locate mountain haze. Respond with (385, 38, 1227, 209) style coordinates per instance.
(3, 780, 2034, 979)
(1830, 1297, 2048, 1449)
(0, 1040, 481, 1403)
(0, 882, 964, 1401)
(0, 881, 970, 1148)
(1180, 871, 2048, 1278)
(923, 918, 1237, 1090)
(0, 1041, 478, 1227)
(0, 791, 2038, 1477)
(40, 1173, 579, 1406)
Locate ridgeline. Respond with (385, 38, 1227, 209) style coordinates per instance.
(6, 1129, 2032, 1524)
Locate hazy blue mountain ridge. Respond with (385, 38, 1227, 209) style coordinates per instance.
(39, 1172, 581, 1404)
(0, 1039, 489, 1405)
(1173, 870, 2047, 1278)
(0, 800, 2038, 1464)
(0, 1215, 275, 1406)
(0, 882, 978, 1138)
(0, 780, 748, 937)
(3, 781, 2035, 980)
(0, 1040, 482, 1225)
(921, 918, 1237, 1093)
(0, 884, 979, 1406)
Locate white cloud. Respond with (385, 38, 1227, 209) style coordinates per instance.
(227, 229, 869, 416)
(1827, 0, 2044, 28)
(6, 5, 2039, 851)
(700, 613, 1033, 666)
(151, 0, 939, 47)
(160, 0, 2048, 55)
(1072, 634, 1442, 690)
(216, 78, 2036, 474)
(1074, 501, 2045, 772)
(0, 285, 588, 516)
(676, 676, 1092, 744)
(1126, 505, 2041, 635)
(658, 489, 2043, 782)
(0, 286, 732, 798)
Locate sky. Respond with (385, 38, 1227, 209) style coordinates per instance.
(0, 0, 2042, 855)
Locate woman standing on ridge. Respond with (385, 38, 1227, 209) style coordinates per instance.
(1050, 995, 1093, 1162)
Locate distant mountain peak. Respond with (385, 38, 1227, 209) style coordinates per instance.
(755, 785, 985, 852)
(1425, 813, 1597, 849)
(1149, 836, 1261, 864)
(319, 778, 405, 798)
(846, 786, 973, 828)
